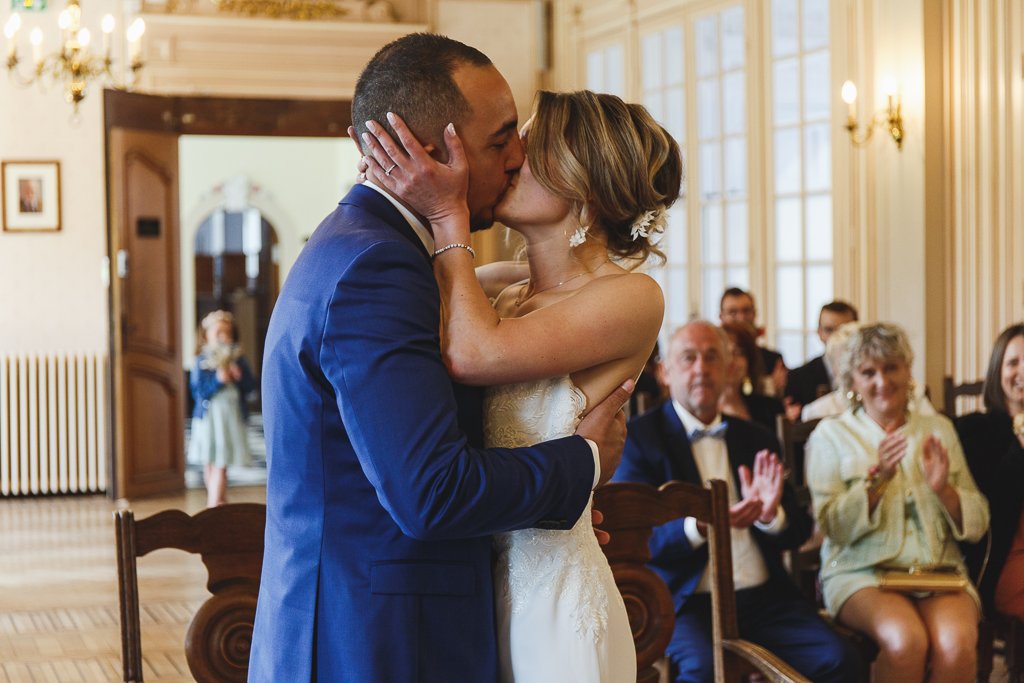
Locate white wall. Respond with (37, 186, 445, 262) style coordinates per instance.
(436, 0, 541, 124)
(178, 135, 361, 361)
(0, 0, 121, 353)
(872, 0, 929, 385)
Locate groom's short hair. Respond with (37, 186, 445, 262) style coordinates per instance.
(352, 33, 492, 158)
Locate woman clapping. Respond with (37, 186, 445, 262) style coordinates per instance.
(807, 323, 989, 683)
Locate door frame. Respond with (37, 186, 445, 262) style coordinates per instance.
(103, 89, 352, 499)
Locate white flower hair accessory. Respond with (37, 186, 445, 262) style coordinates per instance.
(568, 225, 589, 248)
(630, 207, 668, 241)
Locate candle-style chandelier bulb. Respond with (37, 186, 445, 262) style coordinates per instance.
(840, 78, 904, 150)
(4, 0, 146, 112)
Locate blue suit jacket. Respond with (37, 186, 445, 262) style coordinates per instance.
(249, 185, 595, 682)
(613, 403, 811, 615)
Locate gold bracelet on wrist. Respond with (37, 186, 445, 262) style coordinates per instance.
(865, 473, 890, 497)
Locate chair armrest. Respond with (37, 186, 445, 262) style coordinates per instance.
(721, 639, 812, 683)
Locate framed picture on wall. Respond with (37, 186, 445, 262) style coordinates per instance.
(2, 160, 61, 233)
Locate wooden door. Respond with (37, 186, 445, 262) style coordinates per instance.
(107, 93, 183, 498)
(104, 90, 352, 498)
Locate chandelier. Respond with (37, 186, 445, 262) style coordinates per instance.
(4, 0, 145, 113)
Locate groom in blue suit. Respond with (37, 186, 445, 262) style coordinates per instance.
(248, 34, 631, 682)
(614, 321, 862, 683)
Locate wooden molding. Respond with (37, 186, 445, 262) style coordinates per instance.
(135, 13, 427, 99)
(104, 90, 352, 137)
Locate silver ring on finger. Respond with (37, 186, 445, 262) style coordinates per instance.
(384, 164, 397, 176)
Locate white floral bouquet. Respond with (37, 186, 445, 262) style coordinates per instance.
(200, 342, 243, 372)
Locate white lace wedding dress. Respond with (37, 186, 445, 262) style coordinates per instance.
(484, 376, 636, 682)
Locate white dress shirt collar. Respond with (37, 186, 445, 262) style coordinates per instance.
(672, 401, 724, 439)
(669, 398, 779, 592)
(362, 180, 434, 253)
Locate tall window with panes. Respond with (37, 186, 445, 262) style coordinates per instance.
(770, 0, 833, 367)
(583, 0, 833, 367)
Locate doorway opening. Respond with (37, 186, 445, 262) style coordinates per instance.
(193, 189, 280, 382)
(105, 91, 354, 500)
(178, 137, 360, 497)
(185, 179, 282, 490)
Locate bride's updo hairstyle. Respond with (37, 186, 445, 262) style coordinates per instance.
(523, 90, 683, 265)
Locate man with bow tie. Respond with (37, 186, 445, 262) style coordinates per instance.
(614, 320, 862, 683)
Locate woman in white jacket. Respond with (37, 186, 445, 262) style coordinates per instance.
(807, 322, 989, 683)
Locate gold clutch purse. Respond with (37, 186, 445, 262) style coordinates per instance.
(877, 564, 968, 593)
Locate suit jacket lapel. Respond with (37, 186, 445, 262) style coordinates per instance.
(659, 403, 702, 484)
(341, 184, 431, 263)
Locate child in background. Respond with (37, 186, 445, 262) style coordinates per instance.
(188, 310, 255, 507)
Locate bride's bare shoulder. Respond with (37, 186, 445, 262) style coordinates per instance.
(584, 270, 664, 303)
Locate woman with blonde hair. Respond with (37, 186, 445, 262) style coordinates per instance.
(188, 310, 255, 507)
(806, 322, 989, 683)
(360, 90, 681, 681)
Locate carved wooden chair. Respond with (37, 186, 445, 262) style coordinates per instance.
(775, 415, 821, 494)
(114, 503, 266, 682)
(942, 375, 984, 417)
(595, 480, 810, 683)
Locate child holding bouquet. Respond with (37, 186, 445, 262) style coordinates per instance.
(188, 310, 255, 507)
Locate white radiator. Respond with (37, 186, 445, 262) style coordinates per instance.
(0, 353, 107, 495)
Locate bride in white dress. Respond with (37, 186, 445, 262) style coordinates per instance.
(363, 89, 682, 682)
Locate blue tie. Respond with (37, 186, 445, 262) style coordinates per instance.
(689, 422, 728, 442)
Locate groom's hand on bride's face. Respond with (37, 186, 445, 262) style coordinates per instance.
(577, 379, 635, 487)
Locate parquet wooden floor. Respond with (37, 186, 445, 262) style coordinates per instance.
(0, 486, 265, 682)
(0, 484, 1010, 682)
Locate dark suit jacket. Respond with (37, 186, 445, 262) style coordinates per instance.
(614, 402, 812, 615)
(760, 346, 784, 374)
(249, 184, 595, 682)
(956, 410, 1024, 613)
(740, 392, 785, 433)
(784, 355, 832, 407)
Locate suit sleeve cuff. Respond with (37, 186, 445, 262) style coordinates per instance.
(584, 438, 600, 489)
(755, 505, 788, 534)
(683, 516, 707, 547)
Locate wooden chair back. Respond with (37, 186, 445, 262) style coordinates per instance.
(775, 416, 824, 604)
(114, 503, 266, 683)
(775, 416, 822, 493)
(942, 376, 984, 417)
(596, 480, 809, 683)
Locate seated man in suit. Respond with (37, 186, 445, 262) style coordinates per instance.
(614, 321, 863, 683)
(719, 287, 787, 396)
(784, 300, 858, 414)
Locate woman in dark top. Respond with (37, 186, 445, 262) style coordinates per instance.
(955, 323, 1024, 614)
(720, 322, 785, 432)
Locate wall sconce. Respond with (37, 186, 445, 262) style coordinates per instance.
(840, 79, 904, 150)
